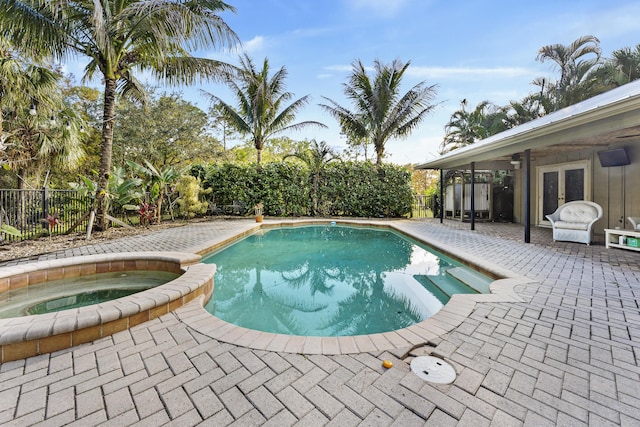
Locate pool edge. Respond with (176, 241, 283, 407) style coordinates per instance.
(177, 219, 534, 355)
(0, 252, 215, 363)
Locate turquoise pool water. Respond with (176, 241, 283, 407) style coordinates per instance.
(0, 271, 180, 318)
(202, 225, 492, 337)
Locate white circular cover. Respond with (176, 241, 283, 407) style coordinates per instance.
(410, 356, 456, 384)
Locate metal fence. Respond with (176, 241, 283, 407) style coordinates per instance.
(0, 189, 93, 242)
(0, 189, 440, 242)
(412, 194, 438, 218)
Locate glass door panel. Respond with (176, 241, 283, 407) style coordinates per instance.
(564, 169, 584, 202)
(543, 171, 559, 217)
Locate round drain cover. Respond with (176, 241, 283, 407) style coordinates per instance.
(410, 356, 456, 384)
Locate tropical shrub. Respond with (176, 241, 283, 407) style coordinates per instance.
(176, 175, 211, 218)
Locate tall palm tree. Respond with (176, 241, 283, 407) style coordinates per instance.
(203, 54, 325, 164)
(0, 0, 239, 229)
(536, 35, 602, 110)
(320, 58, 437, 164)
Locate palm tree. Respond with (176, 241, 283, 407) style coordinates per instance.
(203, 54, 326, 164)
(439, 99, 507, 154)
(506, 94, 550, 128)
(592, 44, 640, 89)
(320, 58, 437, 164)
(611, 45, 640, 83)
(284, 139, 340, 215)
(0, 46, 84, 189)
(536, 35, 602, 110)
(0, 0, 239, 230)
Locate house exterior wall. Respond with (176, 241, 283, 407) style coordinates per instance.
(512, 141, 640, 239)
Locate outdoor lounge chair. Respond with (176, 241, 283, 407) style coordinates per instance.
(629, 217, 640, 230)
(546, 200, 603, 245)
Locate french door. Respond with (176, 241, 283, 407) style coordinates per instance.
(537, 160, 590, 226)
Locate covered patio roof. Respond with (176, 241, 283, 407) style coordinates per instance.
(416, 79, 640, 170)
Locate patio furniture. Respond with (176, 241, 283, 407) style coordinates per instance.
(605, 228, 640, 252)
(224, 201, 247, 215)
(628, 217, 640, 230)
(545, 200, 603, 245)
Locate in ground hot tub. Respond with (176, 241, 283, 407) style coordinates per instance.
(0, 252, 215, 362)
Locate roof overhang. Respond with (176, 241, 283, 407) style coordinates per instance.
(417, 80, 640, 170)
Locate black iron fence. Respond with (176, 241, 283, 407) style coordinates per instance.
(0, 188, 441, 242)
(0, 188, 93, 242)
(412, 194, 439, 218)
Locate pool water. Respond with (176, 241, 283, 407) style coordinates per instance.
(202, 225, 491, 336)
(0, 271, 180, 318)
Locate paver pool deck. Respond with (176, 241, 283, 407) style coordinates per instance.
(0, 218, 639, 426)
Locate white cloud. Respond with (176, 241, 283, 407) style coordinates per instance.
(323, 64, 353, 73)
(244, 35, 267, 53)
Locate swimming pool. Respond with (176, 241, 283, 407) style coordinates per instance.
(201, 225, 493, 336)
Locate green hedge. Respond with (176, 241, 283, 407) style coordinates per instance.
(196, 161, 413, 218)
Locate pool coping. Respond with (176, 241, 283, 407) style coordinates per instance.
(0, 252, 215, 362)
(177, 219, 535, 355)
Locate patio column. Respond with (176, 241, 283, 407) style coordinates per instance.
(470, 162, 475, 230)
(524, 149, 531, 243)
(439, 169, 444, 223)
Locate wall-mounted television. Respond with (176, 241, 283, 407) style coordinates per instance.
(597, 147, 630, 167)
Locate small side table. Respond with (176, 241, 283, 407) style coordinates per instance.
(604, 228, 640, 252)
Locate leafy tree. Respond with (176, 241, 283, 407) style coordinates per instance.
(114, 91, 221, 168)
(320, 58, 437, 164)
(210, 102, 244, 151)
(0, 0, 239, 229)
(203, 53, 325, 164)
(536, 35, 602, 110)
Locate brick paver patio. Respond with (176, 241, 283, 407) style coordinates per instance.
(1, 218, 639, 426)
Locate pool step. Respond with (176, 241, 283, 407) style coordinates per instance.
(412, 275, 450, 305)
(446, 267, 493, 293)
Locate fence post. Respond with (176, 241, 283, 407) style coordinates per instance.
(42, 186, 49, 230)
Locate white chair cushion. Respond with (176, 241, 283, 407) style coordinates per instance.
(553, 221, 589, 230)
(559, 205, 598, 223)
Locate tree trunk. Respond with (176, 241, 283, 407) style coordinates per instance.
(156, 192, 163, 224)
(95, 79, 117, 231)
(312, 173, 319, 215)
(256, 148, 262, 164)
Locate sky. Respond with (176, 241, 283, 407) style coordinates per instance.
(67, 0, 640, 165)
